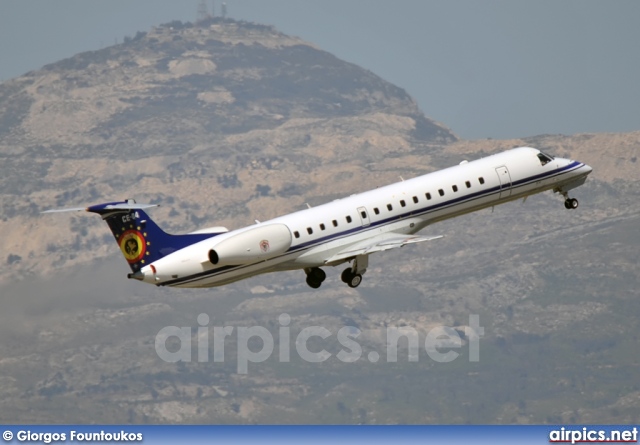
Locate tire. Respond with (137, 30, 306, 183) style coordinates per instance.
(341, 268, 353, 283)
(564, 199, 572, 210)
(311, 268, 326, 282)
(347, 274, 362, 288)
(306, 276, 321, 289)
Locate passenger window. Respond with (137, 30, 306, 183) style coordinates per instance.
(438, 189, 444, 196)
(426, 193, 432, 200)
(465, 181, 471, 188)
(307, 227, 313, 235)
(294, 231, 300, 239)
(400, 200, 406, 207)
(387, 204, 393, 211)
(413, 196, 419, 204)
(346, 215, 352, 223)
(360, 211, 367, 219)
(332, 220, 338, 227)
(320, 223, 325, 231)
(479, 177, 485, 185)
(452, 185, 458, 192)
(374, 207, 380, 215)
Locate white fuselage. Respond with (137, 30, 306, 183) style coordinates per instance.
(140, 147, 592, 288)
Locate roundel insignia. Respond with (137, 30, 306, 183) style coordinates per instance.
(259, 239, 270, 253)
(118, 229, 147, 264)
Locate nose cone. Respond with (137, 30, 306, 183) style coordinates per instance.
(561, 156, 592, 176)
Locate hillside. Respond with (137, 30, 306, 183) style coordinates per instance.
(0, 17, 454, 283)
(0, 18, 639, 424)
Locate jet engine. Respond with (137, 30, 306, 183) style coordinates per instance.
(207, 223, 292, 266)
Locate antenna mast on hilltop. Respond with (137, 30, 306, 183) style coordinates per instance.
(221, 2, 227, 18)
(197, 0, 210, 22)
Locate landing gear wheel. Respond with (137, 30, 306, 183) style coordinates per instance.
(341, 268, 363, 288)
(347, 273, 362, 288)
(564, 198, 579, 210)
(341, 268, 353, 283)
(341, 255, 366, 288)
(305, 267, 326, 289)
(306, 276, 322, 289)
(310, 268, 326, 282)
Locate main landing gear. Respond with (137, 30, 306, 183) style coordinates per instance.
(340, 254, 368, 289)
(305, 267, 326, 289)
(304, 255, 369, 289)
(340, 268, 363, 288)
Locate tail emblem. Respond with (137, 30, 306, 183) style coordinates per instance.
(119, 229, 148, 264)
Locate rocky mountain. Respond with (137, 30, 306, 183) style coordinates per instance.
(0, 18, 639, 424)
(0, 17, 454, 284)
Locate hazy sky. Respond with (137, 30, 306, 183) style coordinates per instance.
(1, 0, 639, 139)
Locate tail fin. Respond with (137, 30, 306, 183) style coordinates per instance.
(45, 199, 214, 273)
(87, 200, 169, 273)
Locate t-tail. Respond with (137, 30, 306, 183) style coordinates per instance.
(43, 199, 215, 280)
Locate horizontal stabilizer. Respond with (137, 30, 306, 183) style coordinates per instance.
(325, 232, 443, 264)
(41, 207, 87, 214)
(41, 199, 159, 215)
(98, 203, 159, 211)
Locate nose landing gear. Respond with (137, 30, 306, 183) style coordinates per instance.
(558, 189, 579, 210)
(564, 197, 579, 210)
(555, 186, 580, 210)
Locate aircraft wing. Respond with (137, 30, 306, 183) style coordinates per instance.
(325, 232, 443, 264)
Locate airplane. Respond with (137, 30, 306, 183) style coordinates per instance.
(43, 147, 592, 289)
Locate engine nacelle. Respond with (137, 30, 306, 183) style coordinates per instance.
(208, 223, 292, 266)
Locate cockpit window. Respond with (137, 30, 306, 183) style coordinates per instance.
(537, 152, 554, 166)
